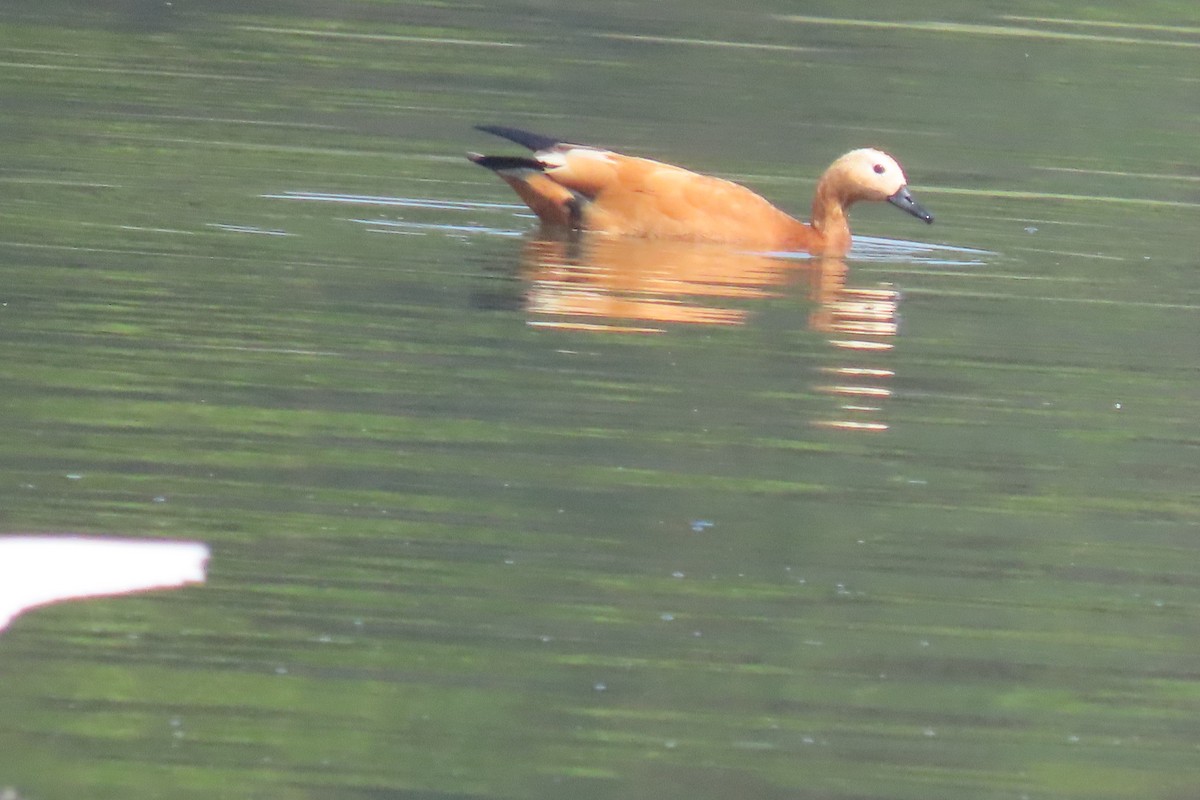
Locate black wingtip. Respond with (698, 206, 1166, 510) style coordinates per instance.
(467, 152, 545, 172)
(475, 125, 561, 153)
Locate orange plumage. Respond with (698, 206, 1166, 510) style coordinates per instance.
(468, 125, 932, 257)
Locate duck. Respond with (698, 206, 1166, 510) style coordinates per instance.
(467, 125, 933, 256)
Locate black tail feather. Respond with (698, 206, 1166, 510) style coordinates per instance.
(475, 125, 561, 152)
(467, 152, 545, 172)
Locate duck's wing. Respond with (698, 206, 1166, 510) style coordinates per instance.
(598, 158, 799, 242)
(471, 126, 800, 244)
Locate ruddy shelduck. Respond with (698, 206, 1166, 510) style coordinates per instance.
(468, 125, 933, 256)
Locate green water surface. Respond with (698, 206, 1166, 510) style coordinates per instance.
(0, 2, 1197, 799)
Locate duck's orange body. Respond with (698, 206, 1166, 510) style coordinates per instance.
(468, 125, 932, 257)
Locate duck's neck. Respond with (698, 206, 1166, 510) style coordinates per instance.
(806, 177, 853, 257)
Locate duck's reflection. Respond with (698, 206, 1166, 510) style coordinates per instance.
(512, 233, 899, 432)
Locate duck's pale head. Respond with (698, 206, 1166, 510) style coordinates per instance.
(831, 148, 934, 224)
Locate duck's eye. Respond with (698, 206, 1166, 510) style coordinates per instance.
(873, 164, 886, 175)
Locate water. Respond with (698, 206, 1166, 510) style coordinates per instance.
(1, 3, 1198, 799)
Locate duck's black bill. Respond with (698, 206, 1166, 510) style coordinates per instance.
(888, 186, 934, 224)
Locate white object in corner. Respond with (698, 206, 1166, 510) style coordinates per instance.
(0, 536, 209, 633)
